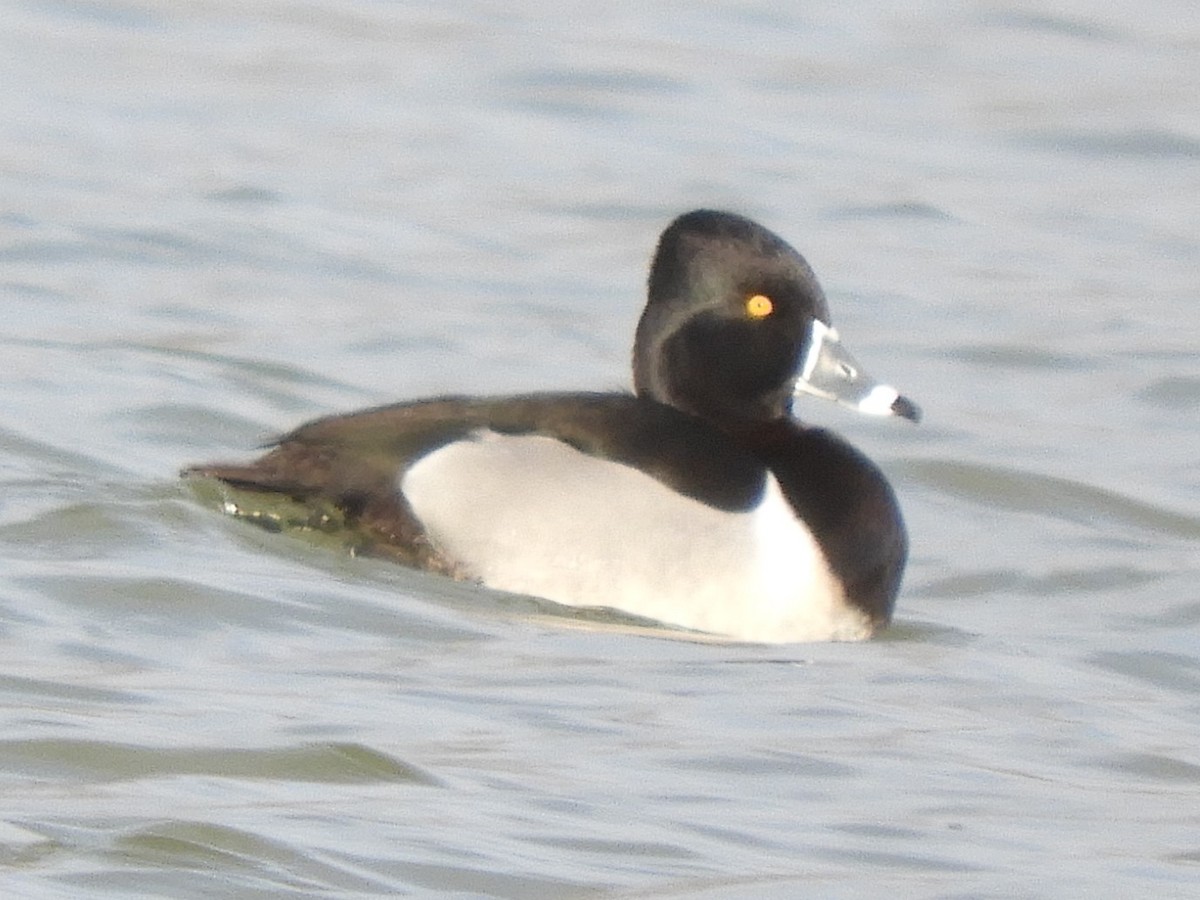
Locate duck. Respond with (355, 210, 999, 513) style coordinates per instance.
(184, 209, 920, 643)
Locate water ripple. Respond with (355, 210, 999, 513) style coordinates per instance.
(902, 459, 1200, 540)
(0, 740, 440, 785)
(1137, 376, 1200, 412)
(1089, 651, 1200, 694)
(1024, 128, 1200, 160)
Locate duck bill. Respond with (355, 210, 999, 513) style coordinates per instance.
(793, 320, 921, 422)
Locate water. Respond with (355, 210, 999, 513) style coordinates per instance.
(2, 0, 1199, 896)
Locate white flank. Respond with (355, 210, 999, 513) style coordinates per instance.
(401, 431, 873, 643)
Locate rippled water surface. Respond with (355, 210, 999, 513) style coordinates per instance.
(2, 1, 1199, 896)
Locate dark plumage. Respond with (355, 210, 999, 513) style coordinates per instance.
(185, 210, 919, 642)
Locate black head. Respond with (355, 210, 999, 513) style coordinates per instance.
(634, 210, 832, 424)
(635, 209, 920, 427)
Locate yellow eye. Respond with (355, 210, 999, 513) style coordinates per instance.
(745, 294, 773, 319)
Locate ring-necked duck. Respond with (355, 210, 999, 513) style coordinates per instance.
(185, 210, 919, 643)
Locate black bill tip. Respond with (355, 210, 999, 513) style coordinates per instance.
(891, 394, 922, 423)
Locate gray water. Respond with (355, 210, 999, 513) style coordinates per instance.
(2, 1, 1199, 896)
